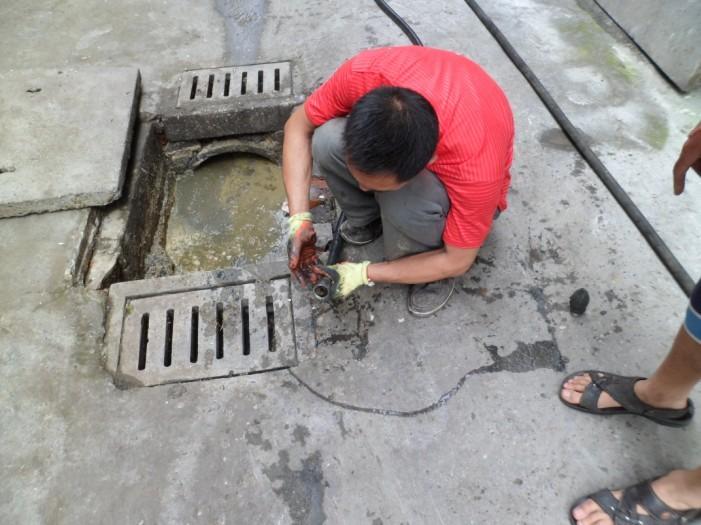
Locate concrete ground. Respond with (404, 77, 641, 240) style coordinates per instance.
(1, 1, 700, 524)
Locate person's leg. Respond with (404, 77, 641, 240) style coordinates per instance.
(561, 278, 701, 411)
(376, 171, 454, 316)
(374, 169, 449, 260)
(311, 118, 380, 227)
(564, 279, 701, 523)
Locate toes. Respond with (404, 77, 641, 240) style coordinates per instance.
(572, 499, 614, 525)
(583, 518, 611, 525)
(564, 374, 593, 391)
(572, 499, 602, 520)
(577, 510, 611, 525)
(561, 387, 583, 405)
(571, 375, 593, 391)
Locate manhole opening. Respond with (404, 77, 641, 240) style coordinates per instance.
(162, 153, 289, 275)
(99, 130, 335, 287)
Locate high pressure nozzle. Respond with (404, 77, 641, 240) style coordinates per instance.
(313, 276, 334, 301)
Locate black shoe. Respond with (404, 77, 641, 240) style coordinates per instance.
(339, 218, 382, 246)
(407, 278, 456, 317)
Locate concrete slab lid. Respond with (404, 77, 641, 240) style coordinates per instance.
(0, 67, 140, 218)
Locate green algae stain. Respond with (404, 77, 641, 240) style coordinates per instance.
(555, 18, 639, 85)
(165, 154, 286, 273)
(641, 112, 669, 150)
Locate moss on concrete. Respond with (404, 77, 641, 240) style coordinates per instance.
(555, 18, 639, 85)
(641, 112, 669, 150)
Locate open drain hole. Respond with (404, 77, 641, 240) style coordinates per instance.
(241, 72, 247, 95)
(206, 74, 214, 99)
(164, 309, 174, 367)
(190, 306, 199, 363)
(257, 70, 264, 93)
(189, 76, 198, 100)
(138, 313, 149, 370)
(224, 73, 231, 97)
(266, 296, 276, 352)
(241, 298, 250, 355)
(274, 68, 280, 91)
(216, 302, 224, 359)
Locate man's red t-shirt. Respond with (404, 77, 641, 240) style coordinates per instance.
(304, 46, 514, 249)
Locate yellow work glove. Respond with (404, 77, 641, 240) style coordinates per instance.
(287, 212, 321, 286)
(321, 261, 371, 299)
(288, 212, 313, 237)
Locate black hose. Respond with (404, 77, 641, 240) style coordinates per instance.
(374, 0, 423, 46)
(461, 0, 694, 297)
(312, 211, 346, 300)
(327, 211, 346, 265)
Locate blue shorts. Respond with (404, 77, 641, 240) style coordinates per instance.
(684, 279, 701, 344)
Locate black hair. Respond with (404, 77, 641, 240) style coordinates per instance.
(343, 86, 439, 182)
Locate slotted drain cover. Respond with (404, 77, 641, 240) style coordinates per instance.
(176, 62, 292, 108)
(105, 264, 314, 387)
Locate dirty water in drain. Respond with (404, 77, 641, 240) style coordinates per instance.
(165, 154, 287, 273)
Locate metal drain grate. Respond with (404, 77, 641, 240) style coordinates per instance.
(176, 62, 292, 107)
(108, 272, 306, 387)
(105, 264, 313, 388)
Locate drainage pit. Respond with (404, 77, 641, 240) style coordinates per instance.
(165, 153, 287, 274)
(100, 131, 328, 387)
(92, 62, 332, 387)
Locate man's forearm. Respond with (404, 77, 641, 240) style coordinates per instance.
(282, 108, 315, 215)
(367, 248, 472, 284)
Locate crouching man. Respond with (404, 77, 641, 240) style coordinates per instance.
(283, 46, 514, 316)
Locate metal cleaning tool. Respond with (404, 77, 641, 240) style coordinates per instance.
(312, 212, 345, 300)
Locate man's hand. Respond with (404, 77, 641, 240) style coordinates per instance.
(288, 212, 323, 286)
(321, 261, 371, 299)
(673, 122, 701, 195)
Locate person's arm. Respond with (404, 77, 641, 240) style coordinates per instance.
(673, 122, 701, 195)
(282, 106, 316, 215)
(367, 244, 478, 284)
(282, 106, 322, 285)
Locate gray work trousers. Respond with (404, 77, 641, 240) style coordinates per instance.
(311, 118, 450, 261)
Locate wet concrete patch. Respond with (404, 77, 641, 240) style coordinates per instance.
(539, 126, 597, 154)
(314, 295, 375, 362)
(292, 425, 310, 447)
(246, 425, 273, 451)
(475, 341, 567, 374)
(262, 450, 327, 525)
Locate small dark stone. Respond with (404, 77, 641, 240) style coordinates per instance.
(570, 288, 590, 315)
